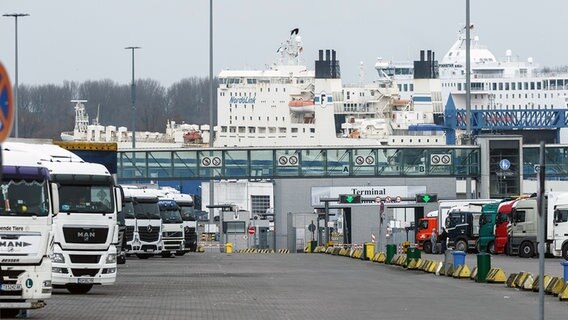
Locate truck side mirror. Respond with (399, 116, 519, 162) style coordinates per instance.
(115, 187, 123, 213)
(51, 182, 60, 216)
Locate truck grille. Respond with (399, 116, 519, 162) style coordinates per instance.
(63, 227, 109, 244)
(71, 269, 100, 277)
(69, 255, 101, 264)
(125, 226, 135, 241)
(138, 226, 159, 242)
(163, 231, 183, 238)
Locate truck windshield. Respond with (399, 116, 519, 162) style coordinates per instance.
(0, 179, 49, 217)
(160, 209, 183, 224)
(123, 201, 135, 219)
(59, 185, 114, 213)
(417, 220, 429, 230)
(446, 214, 461, 228)
(179, 205, 196, 221)
(134, 202, 161, 219)
(554, 209, 568, 223)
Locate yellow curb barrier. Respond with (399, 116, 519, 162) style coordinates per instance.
(487, 268, 507, 284)
(506, 273, 518, 288)
(559, 282, 568, 301)
(470, 267, 477, 281)
(551, 277, 566, 296)
(446, 264, 454, 277)
(436, 261, 445, 276)
(545, 277, 560, 294)
(428, 261, 438, 273)
(338, 248, 347, 256)
(522, 274, 534, 290)
(531, 275, 552, 292)
(377, 252, 386, 263)
(407, 259, 418, 270)
(514, 272, 531, 288)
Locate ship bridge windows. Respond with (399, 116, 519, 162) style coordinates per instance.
(238, 127, 245, 133)
(221, 126, 227, 133)
(248, 127, 256, 134)
(269, 127, 276, 134)
(537, 82, 542, 90)
(492, 83, 497, 91)
(279, 127, 286, 133)
(505, 83, 510, 91)
(499, 83, 503, 90)
(247, 79, 257, 84)
(229, 127, 236, 133)
(531, 82, 535, 90)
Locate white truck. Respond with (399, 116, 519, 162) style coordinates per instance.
(0, 148, 59, 317)
(161, 191, 198, 253)
(121, 187, 138, 256)
(4, 142, 122, 294)
(127, 188, 162, 258)
(157, 199, 185, 257)
(509, 193, 568, 259)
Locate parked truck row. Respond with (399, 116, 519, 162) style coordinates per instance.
(415, 194, 568, 260)
(1, 142, 199, 317)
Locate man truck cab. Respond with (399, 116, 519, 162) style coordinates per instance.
(1, 149, 59, 317)
(4, 142, 122, 295)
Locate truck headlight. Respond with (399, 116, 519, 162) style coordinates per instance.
(43, 280, 52, 287)
(106, 253, 117, 264)
(50, 253, 65, 263)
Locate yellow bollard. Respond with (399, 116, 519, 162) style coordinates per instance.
(226, 243, 233, 254)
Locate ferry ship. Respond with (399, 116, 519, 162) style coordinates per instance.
(379, 27, 568, 113)
(214, 29, 446, 147)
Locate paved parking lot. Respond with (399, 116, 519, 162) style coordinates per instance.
(24, 253, 568, 320)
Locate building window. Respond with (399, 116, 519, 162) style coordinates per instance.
(251, 195, 271, 215)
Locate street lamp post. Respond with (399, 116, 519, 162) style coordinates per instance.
(125, 46, 141, 149)
(3, 13, 29, 138)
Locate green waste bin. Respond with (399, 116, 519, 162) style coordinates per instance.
(386, 244, 396, 264)
(406, 245, 421, 266)
(363, 242, 375, 260)
(476, 252, 491, 282)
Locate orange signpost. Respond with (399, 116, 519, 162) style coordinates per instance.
(0, 62, 14, 143)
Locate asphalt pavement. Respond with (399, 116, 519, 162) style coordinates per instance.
(23, 252, 568, 320)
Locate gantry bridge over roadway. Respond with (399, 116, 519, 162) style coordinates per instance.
(115, 144, 568, 182)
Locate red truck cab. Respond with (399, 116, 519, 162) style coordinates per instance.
(416, 216, 438, 253)
(494, 200, 515, 254)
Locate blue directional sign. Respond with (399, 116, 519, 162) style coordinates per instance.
(499, 159, 511, 171)
(0, 62, 14, 143)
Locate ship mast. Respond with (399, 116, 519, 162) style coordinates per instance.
(71, 99, 89, 135)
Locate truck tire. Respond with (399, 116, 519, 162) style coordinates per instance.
(519, 241, 534, 258)
(562, 243, 568, 260)
(423, 241, 432, 254)
(175, 251, 186, 256)
(136, 254, 152, 259)
(487, 241, 496, 254)
(66, 284, 93, 294)
(455, 239, 468, 252)
(0, 309, 20, 318)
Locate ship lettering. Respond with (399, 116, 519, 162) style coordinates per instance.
(229, 97, 256, 104)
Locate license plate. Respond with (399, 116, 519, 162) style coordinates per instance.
(78, 278, 94, 284)
(1, 284, 22, 291)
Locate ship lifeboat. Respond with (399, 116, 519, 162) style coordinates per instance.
(289, 99, 315, 112)
(392, 99, 411, 106)
(183, 130, 202, 143)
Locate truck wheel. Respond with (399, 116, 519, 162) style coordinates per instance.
(136, 254, 152, 259)
(0, 309, 20, 318)
(423, 241, 432, 254)
(519, 242, 534, 258)
(175, 251, 186, 256)
(562, 243, 568, 260)
(456, 239, 468, 252)
(66, 284, 93, 294)
(487, 241, 496, 254)
(161, 251, 173, 258)
(117, 254, 126, 265)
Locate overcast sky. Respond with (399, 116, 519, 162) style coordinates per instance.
(1, 0, 566, 87)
